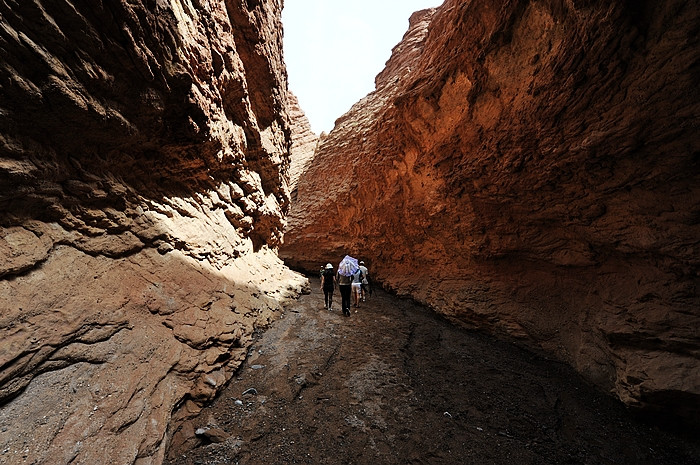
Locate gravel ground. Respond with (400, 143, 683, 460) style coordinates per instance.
(164, 278, 699, 465)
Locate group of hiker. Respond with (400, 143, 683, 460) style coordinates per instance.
(319, 256, 370, 317)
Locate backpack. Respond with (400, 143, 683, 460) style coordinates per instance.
(354, 270, 364, 283)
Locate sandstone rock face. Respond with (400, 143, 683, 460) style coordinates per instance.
(286, 92, 319, 194)
(0, 1, 307, 464)
(281, 0, 700, 424)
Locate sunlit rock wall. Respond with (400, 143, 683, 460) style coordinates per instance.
(287, 92, 319, 194)
(281, 0, 700, 424)
(0, 1, 307, 464)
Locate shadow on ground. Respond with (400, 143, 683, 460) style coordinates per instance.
(165, 277, 699, 465)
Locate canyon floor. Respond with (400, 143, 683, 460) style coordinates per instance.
(165, 277, 699, 465)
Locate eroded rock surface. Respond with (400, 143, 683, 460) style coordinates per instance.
(287, 92, 319, 194)
(0, 1, 307, 464)
(281, 0, 700, 424)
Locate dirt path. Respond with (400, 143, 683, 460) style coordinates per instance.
(165, 278, 698, 465)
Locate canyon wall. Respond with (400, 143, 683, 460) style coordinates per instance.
(286, 92, 319, 194)
(0, 1, 308, 464)
(281, 0, 700, 424)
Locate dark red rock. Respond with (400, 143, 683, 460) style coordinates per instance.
(281, 0, 700, 425)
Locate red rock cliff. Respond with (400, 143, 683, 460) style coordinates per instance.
(0, 1, 307, 463)
(281, 0, 700, 424)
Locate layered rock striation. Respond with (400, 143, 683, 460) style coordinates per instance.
(286, 92, 319, 195)
(0, 1, 307, 464)
(281, 0, 700, 424)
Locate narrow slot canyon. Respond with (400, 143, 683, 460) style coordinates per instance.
(162, 285, 699, 465)
(0, 1, 698, 464)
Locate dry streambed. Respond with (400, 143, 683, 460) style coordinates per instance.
(165, 279, 699, 465)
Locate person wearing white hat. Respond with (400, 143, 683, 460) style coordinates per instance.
(320, 263, 336, 311)
(351, 267, 363, 309)
(358, 261, 369, 301)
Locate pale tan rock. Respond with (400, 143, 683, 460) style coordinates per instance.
(287, 92, 319, 194)
(0, 0, 308, 464)
(195, 426, 230, 443)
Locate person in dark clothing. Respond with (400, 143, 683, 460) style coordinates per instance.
(320, 263, 336, 311)
(336, 270, 353, 317)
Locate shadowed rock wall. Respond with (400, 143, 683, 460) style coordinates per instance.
(281, 0, 700, 424)
(0, 1, 308, 463)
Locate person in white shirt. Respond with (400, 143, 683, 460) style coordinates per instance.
(358, 261, 369, 302)
(351, 268, 363, 309)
